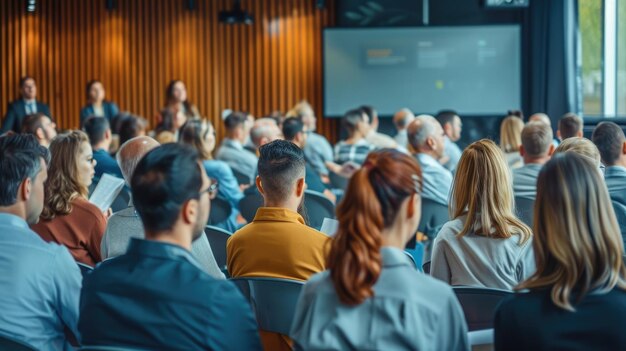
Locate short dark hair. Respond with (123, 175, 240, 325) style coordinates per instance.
(592, 122, 625, 166)
(282, 117, 304, 141)
(258, 140, 305, 202)
(19, 76, 35, 88)
(21, 113, 48, 135)
(558, 113, 583, 140)
(118, 115, 148, 146)
(0, 134, 50, 206)
(342, 109, 365, 134)
(359, 105, 376, 121)
(82, 116, 110, 146)
(131, 143, 203, 232)
(435, 110, 459, 127)
(224, 111, 248, 131)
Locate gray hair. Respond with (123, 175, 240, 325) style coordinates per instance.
(116, 136, 160, 185)
(408, 114, 438, 149)
(250, 118, 280, 147)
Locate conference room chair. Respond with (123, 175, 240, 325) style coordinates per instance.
(514, 196, 534, 227)
(238, 192, 264, 223)
(328, 171, 349, 190)
(230, 277, 304, 336)
(204, 225, 232, 272)
(231, 168, 252, 186)
(77, 262, 94, 277)
(80, 346, 150, 351)
(611, 200, 626, 250)
(110, 188, 131, 214)
(468, 329, 494, 351)
(453, 286, 512, 331)
(207, 196, 232, 226)
(404, 242, 425, 272)
(422, 261, 431, 274)
(303, 190, 335, 230)
(417, 197, 449, 261)
(0, 334, 36, 351)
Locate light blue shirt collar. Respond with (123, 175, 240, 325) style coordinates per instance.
(0, 212, 29, 230)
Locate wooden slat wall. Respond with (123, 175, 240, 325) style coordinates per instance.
(0, 0, 337, 142)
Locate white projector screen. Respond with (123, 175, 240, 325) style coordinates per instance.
(323, 25, 522, 117)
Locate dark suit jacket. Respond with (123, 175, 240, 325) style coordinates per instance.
(80, 101, 120, 127)
(1, 99, 51, 133)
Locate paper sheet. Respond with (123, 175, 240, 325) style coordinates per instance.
(89, 174, 126, 212)
(320, 218, 339, 237)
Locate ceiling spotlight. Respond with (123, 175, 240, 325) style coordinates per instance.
(219, 0, 254, 25)
(26, 0, 36, 12)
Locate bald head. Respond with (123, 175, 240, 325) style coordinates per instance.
(250, 118, 283, 148)
(529, 113, 551, 126)
(407, 115, 445, 158)
(116, 136, 160, 185)
(393, 108, 415, 131)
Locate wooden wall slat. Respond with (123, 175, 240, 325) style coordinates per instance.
(1, 0, 337, 142)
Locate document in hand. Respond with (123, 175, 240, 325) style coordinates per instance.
(89, 174, 126, 212)
(320, 218, 339, 237)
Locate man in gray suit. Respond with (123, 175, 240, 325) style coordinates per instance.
(513, 121, 554, 200)
(215, 112, 258, 183)
(100, 136, 224, 279)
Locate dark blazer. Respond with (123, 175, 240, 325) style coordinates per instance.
(79, 238, 262, 350)
(79, 101, 120, 127)
(1, 99, 51, 134)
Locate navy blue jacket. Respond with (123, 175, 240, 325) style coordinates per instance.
(80, 101, 120, 127)
(79, 238, 262, 350)
(1, 99, 51, 133)
(93, 148, 123, 180)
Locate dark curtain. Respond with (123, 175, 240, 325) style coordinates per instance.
(528, 0, 582, 126)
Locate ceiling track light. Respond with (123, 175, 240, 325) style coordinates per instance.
(219, 0, 254, 25)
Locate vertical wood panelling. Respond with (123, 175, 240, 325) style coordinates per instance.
(1, 0, 337, 142)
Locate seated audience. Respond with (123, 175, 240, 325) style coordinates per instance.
(118, 114, 148, 146)
(79, 80, 120, 127)
(436, 110, 463, 172)
(557, 112, 583, 141)
(164, 79, 201, 119)
(392, 108, 415, 149)
(153, 107, 186, 143)
(250, 117, 283, 149)
(288, 101, 334, 177)
(215, 111, 259, 182)
(179, 119, 243, 232)
(31, 131, 107, 266)
(101, 136, 224, 277)
(0, 134, 81, 350)
(499, 115, 525, 169)
(529, 112, 551, 125)
(21, 112, 57, 147)
(360, 105, 398, 149)
(334, 108, 376, 165)
(83, 116, 123, 180)
(407, 115, 453, 206)
(513, 121, 554, 200)
(554, 137, 602, 169)
(291, 149, 468, 351)
(1, 76, 51, 134)
(430, 139, 534, 289)
(495, 152, 626, 351)
(79, 143, 261, 350)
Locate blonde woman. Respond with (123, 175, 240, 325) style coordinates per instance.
(430, 139, 534, 289)
(495, 152, 626, 350)
(554, 136, 602, 170)
(31, 131, 107, 266)
(500, 115, 524, 169)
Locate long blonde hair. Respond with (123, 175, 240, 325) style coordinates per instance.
(451, 139, 532, 243)
(554, 137, 601, 167)
(500, 115, 524, 153)
(179, 119, 214, 160)
(41, 131, 90, 220)
(518, 152, 626, 310)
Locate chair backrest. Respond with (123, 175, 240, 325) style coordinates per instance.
(111, 188, 131, 213)
(303, 190, 335, 230)
(204, 225, 232, 271)
(77, 262, 94, 277)
(514, 196, 534, 227)
(611, 200, 626, 251)
(422, 261, 431, 274)
(0, 334, 36, 351)
(239, 192, 264, 223)
(80, 346, 151, 351)
(230, 277, 305, 335)
(468, 329, 494, 351)
(231, 168, 252, 186)
(418, 198, 449, 240)
(328, 171, 349, 190)
(208, 196, 232, 226)
(453, 286, 512, 331)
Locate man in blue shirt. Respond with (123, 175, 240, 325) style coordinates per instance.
(0, 134, 82, 350)
(82, 116, 123, 180)
(79, 143, 262, 350)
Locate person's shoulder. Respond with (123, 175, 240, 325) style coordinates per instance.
(436, 218, 464, 240)
(497, 290, 546, 316)
(72, 198, 106, 220)
(7, 99, 23, 108)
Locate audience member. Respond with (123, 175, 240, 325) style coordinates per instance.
(407, 115, 453, 206)
(118, 114, 148, 146)
(79, 80, 120, 127)
(557, 112, 583, 141)
(0, 134, 81, 350)
(250, 117, 283, 149)
(554, 137, 602, 169)
(164, 79, 200, 119)
(334, 108, 376, 165)
(392, 108, 415, 149)
(180, 119, 243, 232)
(513, 121, 554, 200)
(288, 101, 334, 177)
(31, 131, 107, 266)
(495, 152, 626, 350)
(21, 112, 57, 147)
(360, 105, 398, 149)
(79, 143, 261, 350)
(2, 76, 52, 134)
(430, 139, 534, 289)
(529, 112, 551, 126)
(154, 107, 186, 143)
(291, 149, 469, 350)
(499, 115, 524, 169)
(215, 111, 259, 182)
(436, 109, 463, 172)
(83, 116, 123, 180)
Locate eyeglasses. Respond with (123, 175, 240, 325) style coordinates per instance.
(199, 181, 218, 199)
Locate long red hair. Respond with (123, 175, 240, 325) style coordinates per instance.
(328, 149, 422, 305)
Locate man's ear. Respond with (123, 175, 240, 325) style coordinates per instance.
(519, 144, 525, 157)
(35, 127, 45, 141)
(406, 194, 415, 219)
(256, 176, 264, 195)
(622, 141, 626, 156)
(20, 177, 32, 202)
(426, 136, 436, 150)
(106, 128, 112, 140)
(181, 199, 198, 225)
(548, 144, 556, 156)
(556, 130, 562, 141)
(295, 178, 305, 197)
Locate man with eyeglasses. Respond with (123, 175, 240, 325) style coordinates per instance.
(79, 143, 261, 350)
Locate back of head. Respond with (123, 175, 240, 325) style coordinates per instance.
(554, 137, 601, 167)
(591, 122, 624, 166)
(407, 114, 437, 151)
(342, 109, 366, 135)
(393, 108, 415, 129)
(329, 149, 422, 305)
(257, 140, 305, 204)
(452, 139, 531, 242)
(83, 116, 110, 147)
(500, 115, 524, 152)
(519, 152, 626, 310)
(224, 111, 247, 132)
(287, 100, 314, 119)
(21, 113, 47, 135)
(179, 119, 212, 160)
(435, 109, 458, 127)
(119, 115, 148, 146)
(359, 105, 377, 121)
(282, 117, 304, 142)
(116, 136, 160, 186)
(529, 113, 551, 126)
(521, 121, 553, 158)
(250, 118, 281, 147)
(131, 143, 202, 233)
(558, 113, 583, 140)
